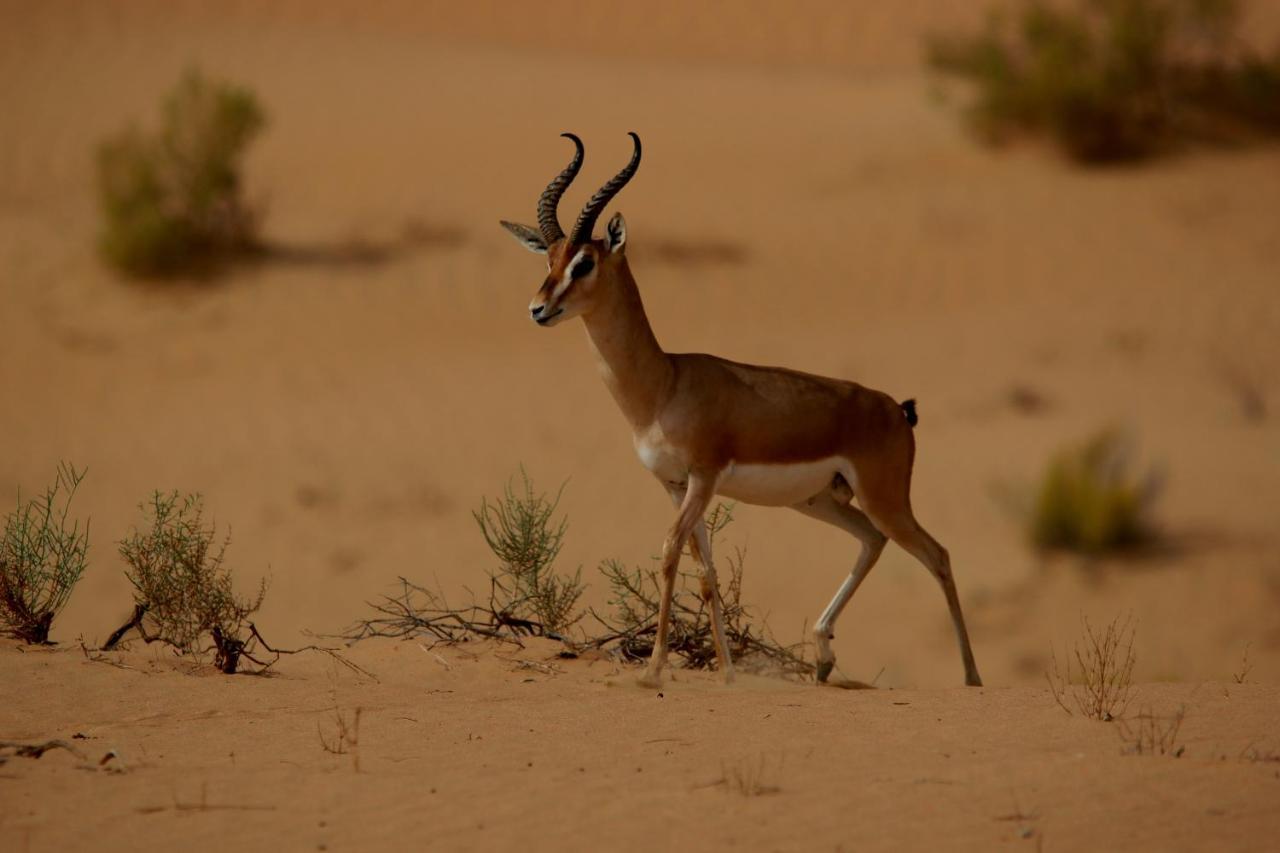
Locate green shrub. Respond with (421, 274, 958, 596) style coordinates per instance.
(1030, 430, 1159, 554)
(96, 69, 265, 277)
(928, 0, 1280, 162)
(473, 470, 584, 636)
(348, 471, 811, 677)
(0, 463, 89, 644)
(595, 503, 811, 676)
(116, 491, 266, 672)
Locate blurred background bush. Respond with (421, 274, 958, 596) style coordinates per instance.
(96, 69, 264, 277)
(929, 0, 1280, 161)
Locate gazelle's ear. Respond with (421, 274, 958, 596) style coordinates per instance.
(499, 220, 548, 254)
(605, 212, 627, 255)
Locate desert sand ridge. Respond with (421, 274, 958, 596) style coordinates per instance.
(1, 1, 1279, 849)
(4, 640, 1280, 852)
(0, 1, 1275, 687)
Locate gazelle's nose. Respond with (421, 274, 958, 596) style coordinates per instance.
(530, 304, 545, 318)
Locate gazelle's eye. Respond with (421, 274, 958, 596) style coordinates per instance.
(571, 257, 595, 279)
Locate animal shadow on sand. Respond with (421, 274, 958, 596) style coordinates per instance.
(634, 236, 748, 269)
(259, 220, 467, 271)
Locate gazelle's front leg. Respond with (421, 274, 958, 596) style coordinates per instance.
(638, 470, 718, 689)
(667, 488, 735, 684)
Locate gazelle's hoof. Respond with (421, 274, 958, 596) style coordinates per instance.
(816, 660, 834, 683)
(637, 670, 663, 689)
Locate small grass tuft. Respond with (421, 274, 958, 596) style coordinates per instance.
(1232, 641, 1253, 684)
(713, 753, 783, 797)
(0, 463, 89, 644)
(1029, 429, 1160, 555)
(96, 68, 265, 277)
(928, 0, 1280, 163)
(1118, 704, 1186, 756)
(318, 706, 363, 772)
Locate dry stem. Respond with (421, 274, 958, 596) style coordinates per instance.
(1047, 613, 1137, 720)
(1117, 705, 1186, 757)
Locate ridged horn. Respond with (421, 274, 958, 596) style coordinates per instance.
(537, 133, 584, 243)
(569, 132, 641, 245)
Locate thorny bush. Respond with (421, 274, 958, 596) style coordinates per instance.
(0, 463, 89, 644)
(115, 491, 266, 672)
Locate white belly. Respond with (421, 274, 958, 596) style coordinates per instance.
(635, 425, 849, 507)
(716, 457, 847, 507)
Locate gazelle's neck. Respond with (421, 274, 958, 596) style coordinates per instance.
(580, 258, 673, 429)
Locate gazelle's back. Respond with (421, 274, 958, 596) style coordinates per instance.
(663, 352, 910, 468)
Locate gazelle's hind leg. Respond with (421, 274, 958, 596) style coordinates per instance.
(888, 521, 982, 686)
(687, 518, 735, 683)
(792, 482, 886, 683)
(853, 454, 983, 686)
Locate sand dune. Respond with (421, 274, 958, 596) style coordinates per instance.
(4, 640, 1279, 851)
(2, 2, 1279, 849)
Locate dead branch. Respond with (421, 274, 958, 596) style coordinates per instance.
(239, 623, 377, 681)
(0, 739, 86, 760)
(337, 576, 537, 649)
(102, 603, 149, 650)
(78, 639, 137, 671)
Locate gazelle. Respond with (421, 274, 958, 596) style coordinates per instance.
(500, 133, 982, 689)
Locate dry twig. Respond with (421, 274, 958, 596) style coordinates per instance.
(0, 739, 86, 760)
(318, 707, 362, 771)
(1047, 613, 1137, 720)
(1233, 642, 1254, 684)
(1117, 705, 1186, 757)
(709, 753, 782, 797)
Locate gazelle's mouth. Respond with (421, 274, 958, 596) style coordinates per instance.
(535, 308, 564, 326)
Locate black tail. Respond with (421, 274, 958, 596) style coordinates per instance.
(900, 398, 918, 428)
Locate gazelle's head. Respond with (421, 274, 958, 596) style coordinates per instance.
(500, 132, 641, 327)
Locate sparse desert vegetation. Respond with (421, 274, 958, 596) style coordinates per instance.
(3, 2, 1280, 851)
(593, 503, 812, 676)
(929, 0, 1280, 161)
(96, 69, 265, 277)
(712, 752, 783, 797)
(473, 470, 584, 637)
(1027, 430, 1160, 555)
(1117, 704, 1187, 756)
(0, 463, 88, 644)
(1047, 613, 1138, 720)
(344, 472, 588, 645)
(111, 491, 268, 672)
(347, 472, 810, 675)
(318, 704, 363, 771)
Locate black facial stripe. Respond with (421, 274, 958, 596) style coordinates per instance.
(571, 256, 595, 279)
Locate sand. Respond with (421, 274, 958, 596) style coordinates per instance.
(4, 639, 1279, 852)
(2, 2, 1279, 849)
